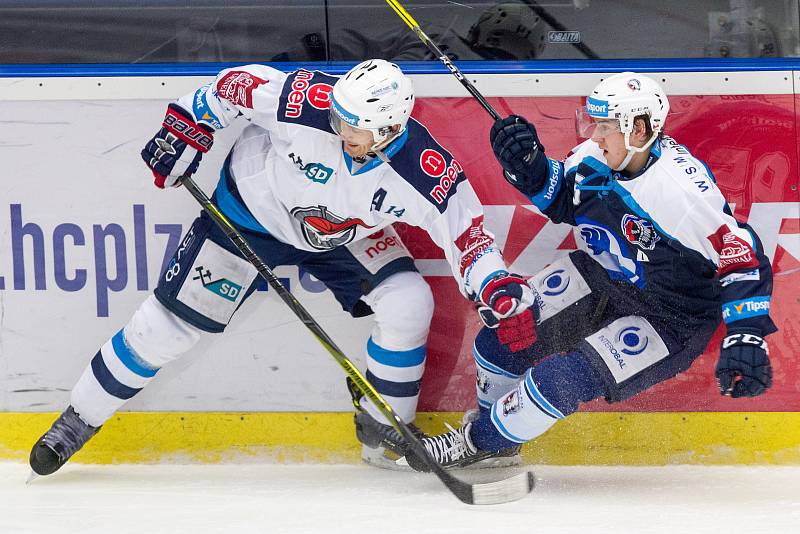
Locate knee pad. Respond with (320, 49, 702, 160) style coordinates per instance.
(531, 351, 604, 416)
(124, 295, 204, 368)
(365, 271, 433, 349)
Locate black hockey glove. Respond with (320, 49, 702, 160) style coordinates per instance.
(716, 330, 772, 398)
(142, 103, 215, 189)
(489, 115, 549, 193)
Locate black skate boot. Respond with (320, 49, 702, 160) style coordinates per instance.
(405, 421, 521, 473)
(30, 406, 101, 476)
(348, 378, 423, 470)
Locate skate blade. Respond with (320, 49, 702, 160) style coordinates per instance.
(26, 471, 40, 485)
(463, 454, 522, 470)
(396, 453, 521, 471)
(361, 445, 412, 472)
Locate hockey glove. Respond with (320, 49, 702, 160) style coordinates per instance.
(489, 115, 549, 192)
(142, 103, 215, 189)
(716, 330, 772, 398)
(478, 273, 537, 352)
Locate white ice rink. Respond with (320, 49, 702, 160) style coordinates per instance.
(2, 462, 799, 534)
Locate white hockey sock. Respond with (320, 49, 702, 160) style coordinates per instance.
(70, 329, 159, 427)
(488, 368, 565, 444)
(360, 272, 432, 424)
(70, 296, 202, 427)
(362, 337, 426, 423)
(473, 341, 523, 410)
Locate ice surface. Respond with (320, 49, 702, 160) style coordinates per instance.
(2, 462, 799, 534)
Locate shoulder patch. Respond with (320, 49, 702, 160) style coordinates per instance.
(278, 70, 337, 132)
(389, 120, 467, 213)
(216, 71, 268, 109)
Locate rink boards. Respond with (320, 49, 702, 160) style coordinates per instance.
(0, 65, 798, 464)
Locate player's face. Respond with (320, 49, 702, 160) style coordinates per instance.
(589, 119, 623, 162)
(590, 119, 646, 170)
(337, 122, 375, 158)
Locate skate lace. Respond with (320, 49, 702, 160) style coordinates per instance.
(41, 408, 96, 459)
(422, 423, 473, 464)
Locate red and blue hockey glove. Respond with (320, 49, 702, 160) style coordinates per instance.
(142, 103, 214, 189)
(716, 330, 772, 398)
(478, 272, 538, 352)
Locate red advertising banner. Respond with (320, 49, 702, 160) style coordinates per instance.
(408, 95, 799, 413)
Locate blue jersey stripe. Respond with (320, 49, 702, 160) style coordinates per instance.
(367, 338, 426, 368)
(111, 330, 158, 378)
(524, 371, 564, 419)
(473, 347, 519, 379)
(215, 167, 270, 234)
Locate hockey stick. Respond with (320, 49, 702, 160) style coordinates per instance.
(385, 0, 501, 121)
(181, 176, 534, 505)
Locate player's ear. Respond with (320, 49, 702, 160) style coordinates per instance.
(633, 117, 648, 142)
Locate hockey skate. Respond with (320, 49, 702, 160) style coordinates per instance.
(354, 409, 425, 470)
(458, 409, 521, 469)
(29, 406, 100, 476)
(347, 377, 421, 470)
(404, 419, 521, 473)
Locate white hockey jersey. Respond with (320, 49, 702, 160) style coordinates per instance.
(174, 64, 507, 298)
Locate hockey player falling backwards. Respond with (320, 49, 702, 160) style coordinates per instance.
(29, 59, 539, 476)
(403, 72, 777, 471)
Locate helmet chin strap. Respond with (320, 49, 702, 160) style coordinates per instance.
(614, 131, 658, 171)
(368, 127, 404, 161)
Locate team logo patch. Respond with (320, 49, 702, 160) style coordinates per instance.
(455, 215, 494, 276)
(616, 326, 649, 356)
(288, 152, 335, 184)
(307, 83, 333, 110)
(192, 266, 243, 303)
(420, 149, 446, 177)
(501, 390, 521, 416)
(362, 229, 403, 260)
(216, 71, 268, 109)
(477, 369, 490, 394)
(621, 214, 660, 250)
(707, 225, 759, 275)
(291, 205, 375, 251)
(540, 269, 570, 296)
(429, 157, 464, 204)
(587, 316, 669, 384)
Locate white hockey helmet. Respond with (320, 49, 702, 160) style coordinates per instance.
(577, 72, 670, 169)
(330, 59, 415, 152)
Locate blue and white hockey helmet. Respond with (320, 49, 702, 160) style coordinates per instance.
(330, 59, 414, 151)
(576, 72, 670, 142)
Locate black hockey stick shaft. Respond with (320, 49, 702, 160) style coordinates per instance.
(181, 176, 532, 504)
(385, 0, 501, 121)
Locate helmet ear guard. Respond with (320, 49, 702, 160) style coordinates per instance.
(330, 59, 415, 153)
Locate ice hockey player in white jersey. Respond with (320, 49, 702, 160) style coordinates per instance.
(403, 72, 777, 471)
(29, 59, 537, 476)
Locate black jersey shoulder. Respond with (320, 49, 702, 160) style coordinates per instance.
(277, 69, 338, 134)
(387, 118, 468, 214)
